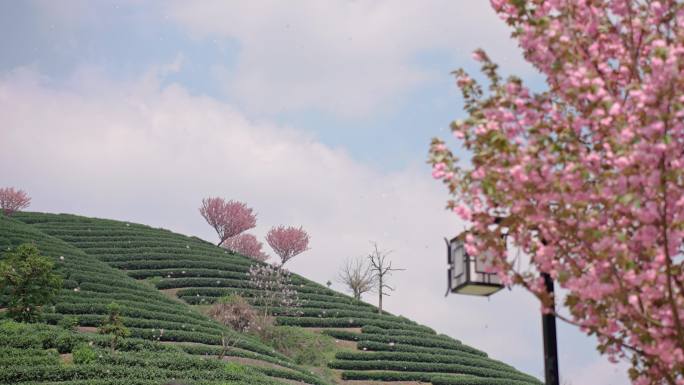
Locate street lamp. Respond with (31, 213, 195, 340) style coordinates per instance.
(445, 232, 559, 385)
(445, 232, 503, 296)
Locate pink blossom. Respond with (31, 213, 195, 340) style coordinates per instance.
(222, 233, 269, 262)
(199, 197, 257, 246)
(0, 187, 31, 216)
(453, 205, 472, 221)
(428, 1, 684, 381)
(471, 49, 486, 62)
(266, 225, 309, 266)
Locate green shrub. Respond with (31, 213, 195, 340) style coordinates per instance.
(98, 302, 130, 352)
(58, 315, 79, 331)
(0, 320, 59, 349)
(0, 243, 63, 322)
(143, 276, 162, 288)
(73, 344, 98, 364)
(261, 326, 336, 366)
(224, 361, 248, 375)
(55, 331, 78, 353)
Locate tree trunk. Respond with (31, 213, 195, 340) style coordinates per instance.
(378, 275, 383, 314)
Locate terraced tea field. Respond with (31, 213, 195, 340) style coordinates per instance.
(0, 212, 541, 385)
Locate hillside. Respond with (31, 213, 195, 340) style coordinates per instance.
(0, 211, 542, 385)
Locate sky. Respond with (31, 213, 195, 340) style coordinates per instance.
(0, 1, 629, 384)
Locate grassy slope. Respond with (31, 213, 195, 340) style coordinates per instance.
(7, 212, 541, 385)
(0, 214, 328, 385)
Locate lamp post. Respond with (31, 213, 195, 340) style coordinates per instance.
(445, 233, 560, 385)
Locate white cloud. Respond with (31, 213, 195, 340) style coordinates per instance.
(165, 0, 531, 117)
(0, 67, 624, 384)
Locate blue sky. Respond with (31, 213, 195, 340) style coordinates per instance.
(0, 1, 628, 384)
(0, 0, 531, 170)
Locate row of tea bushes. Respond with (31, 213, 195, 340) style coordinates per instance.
(341, 371, 538, 385)
(277, 316, 433, 333)
(322, 329, 481, 354)
(334, 351, 516, 373)
(329, 360, 538, 383)
(0, 321, 328, 385)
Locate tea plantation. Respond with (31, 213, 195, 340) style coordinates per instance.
(1, 212, 542, 385)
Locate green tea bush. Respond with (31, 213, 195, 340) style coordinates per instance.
(0, 243, 63, 322)
(0, 348, 60, 367)
(55, 331, 78, 353)
(334, 351, 516, 373)
(361, 324, 438, 337)
(357, 340, 488, 358)
(278, 317, 433, 333)
(431, 375, 541, 385)
(340, 370, 433, 382)
(329, 360, 538, 382)
(73, 344, 98, 364)
(255, 366, 333, 385)
(58, 315, 79, 331)
(322, 329, 484, 355)
(260, 326, 335, 366)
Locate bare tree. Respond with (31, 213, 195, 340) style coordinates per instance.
(338, 257, 375, 301)
(367, 243, 404, 314)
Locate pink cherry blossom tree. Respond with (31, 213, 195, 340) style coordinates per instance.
(266, 226, 309, 267)
(428, 1, 684, 384)
(222, 233, 269, 262)
(199, 198, 256, 246)
(0, 187, 31, 216)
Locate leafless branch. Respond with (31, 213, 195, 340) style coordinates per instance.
(367, 242, 404, 313)
(338, 257, 376, 301)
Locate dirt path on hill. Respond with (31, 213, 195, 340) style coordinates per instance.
(332, 339, 358, 350)
(159, 340, 220, 348)
(60, 353, 73, 364)
(76, 326, 98, 333)
(304, 327, 362, 334)
(304, 327, 360, 350)
(339, 381, 427, 385)
(221, 355, 296, 371)
(159, 288, 187, 303)
(331, 370, 430, 385)
(271, 378, 311, 385)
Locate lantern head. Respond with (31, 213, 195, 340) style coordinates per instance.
(446, 232, 503, 297)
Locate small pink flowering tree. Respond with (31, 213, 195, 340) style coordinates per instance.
(266, 226, 309, 267)
(428, 1, 684, 384)
(199, 198, 256, 246)
(223, 233, 269, 262)
(0, 187, 31, 216)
